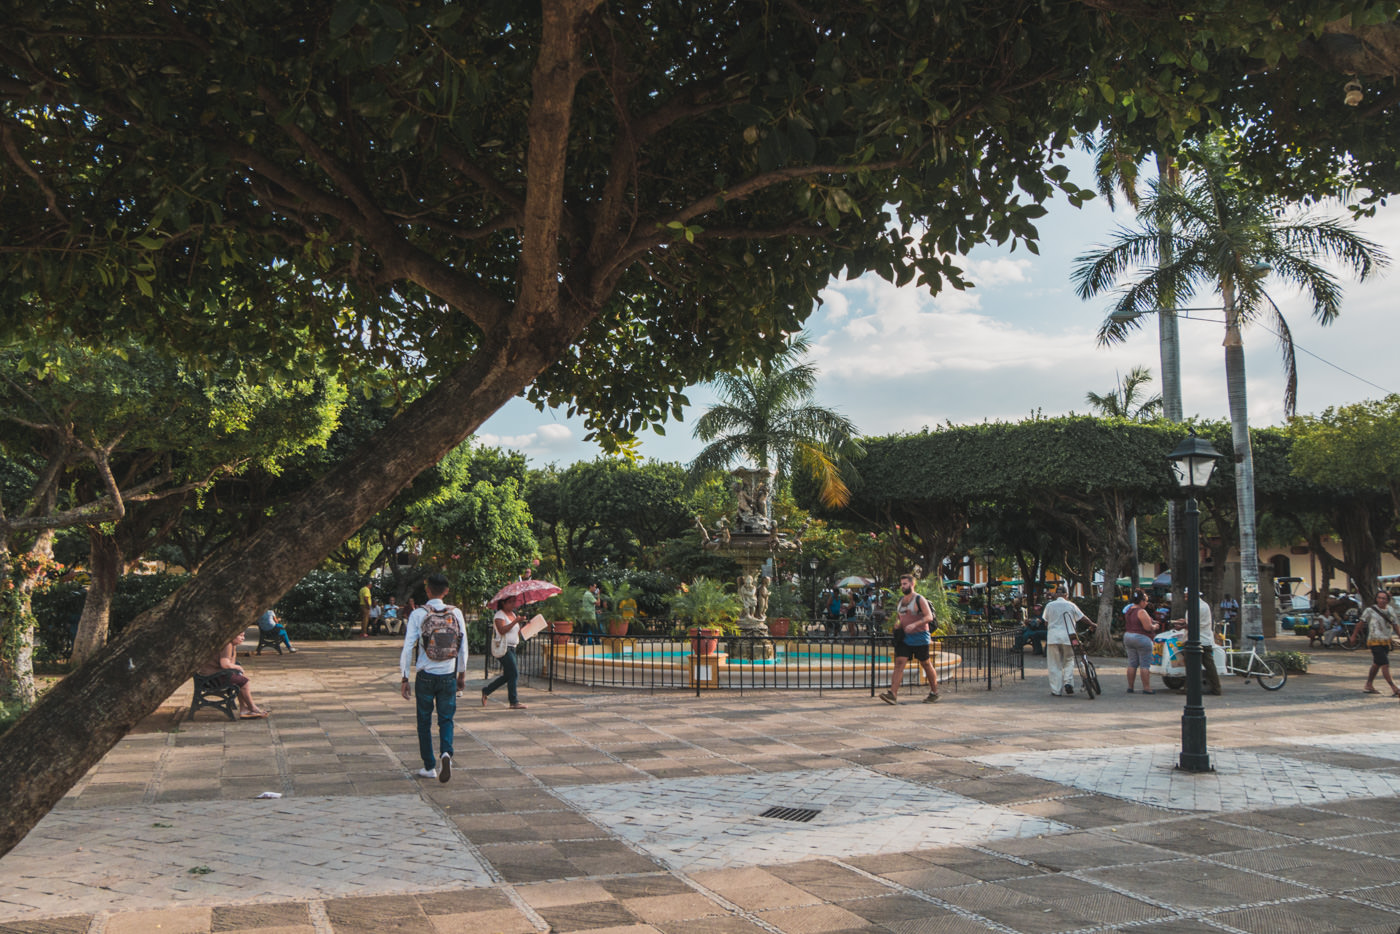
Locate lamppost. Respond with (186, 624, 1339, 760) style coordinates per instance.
(982, 549, 997, 623)
(1167, 430, 1223, 773)
(810, 558, 819, 625)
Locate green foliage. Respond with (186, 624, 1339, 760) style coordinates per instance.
(1266, 650, 1310, 673)
(689, 336, 864, 507)
(274, 571, 360, 634)
(1288, 396, 1400, 498)
(667, 577, 741, 631)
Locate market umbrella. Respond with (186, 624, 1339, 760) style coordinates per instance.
(943, 579, 972, 588)
(489, 578, 562, 607)
(836, 575, 874, 589)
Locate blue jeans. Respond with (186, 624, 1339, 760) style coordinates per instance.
(414, 671, 457, 770)
(482, 648, 518, 705)
(263, 624, 293, 649)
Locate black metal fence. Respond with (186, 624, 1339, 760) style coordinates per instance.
(483, 620, 1025, 696)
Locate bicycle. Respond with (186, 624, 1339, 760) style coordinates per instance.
(1224, 633, 1287, 690)
(1069, 622, 1101, 699)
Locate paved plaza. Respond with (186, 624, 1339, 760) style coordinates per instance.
(3, 638, 1400, 933)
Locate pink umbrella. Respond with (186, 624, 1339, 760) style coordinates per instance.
(489, 578, 561, 607)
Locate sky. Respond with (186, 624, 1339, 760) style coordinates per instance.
(477, 153, 1400, 469)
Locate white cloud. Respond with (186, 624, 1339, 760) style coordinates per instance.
(474, 418, 576, 459)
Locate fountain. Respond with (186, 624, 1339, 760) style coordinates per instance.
(695, 467, 806, 660)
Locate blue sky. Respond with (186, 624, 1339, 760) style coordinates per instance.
(478, 154, 1400, 469)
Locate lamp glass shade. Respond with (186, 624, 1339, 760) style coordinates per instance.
(1166, 434, 1223, 491)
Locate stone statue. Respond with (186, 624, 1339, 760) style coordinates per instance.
(756, 576, 770, 619)
(754, 482, 769, 519)
(738, 574, 757, 618)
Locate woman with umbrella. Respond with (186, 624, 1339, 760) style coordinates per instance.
(481, 578, 558, 709)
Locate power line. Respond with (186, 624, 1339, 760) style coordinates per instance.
(1170, 312, 1399, 400)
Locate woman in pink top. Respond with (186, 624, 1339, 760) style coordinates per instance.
(1123, 590, 1158, 694)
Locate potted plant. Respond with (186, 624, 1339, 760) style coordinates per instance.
(539, 579, 589, 644)
(668, 577, 739, 654)
(766, 579, 803, 638)
(599, 579, 638, 636)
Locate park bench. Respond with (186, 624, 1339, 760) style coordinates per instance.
(189, 671, 238, 721)
(255, 629, 283, 655)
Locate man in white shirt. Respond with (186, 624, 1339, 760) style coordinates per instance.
(1043, 585, 1090, 696)
(399, 573, 468, 782)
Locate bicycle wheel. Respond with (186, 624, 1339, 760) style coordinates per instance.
(1254, 656, 1287, 691)
(1082, 655, 1101, 697)
(1073, 650, 1096, 699)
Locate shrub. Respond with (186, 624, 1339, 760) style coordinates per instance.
(275, 570, 360, 639)
(1267, 650, 1310, 673)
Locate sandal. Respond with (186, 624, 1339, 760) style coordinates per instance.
(1363, 687, 1381, 694)
(509, 703, 528, 709)
(239, 711, 267, 720)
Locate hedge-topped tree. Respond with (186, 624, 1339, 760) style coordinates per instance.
(1, 1, 1396, 856)
(803, 416, 1187, 653)
(1288, 400, 1400, 605)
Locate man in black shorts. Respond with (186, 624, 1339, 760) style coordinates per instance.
(880, 573, 940, 704)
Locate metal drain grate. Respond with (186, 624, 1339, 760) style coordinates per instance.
(758, 806, 821, 823)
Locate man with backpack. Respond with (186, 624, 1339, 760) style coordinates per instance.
(399, 572, 468, 782)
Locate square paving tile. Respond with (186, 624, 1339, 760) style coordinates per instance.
(551, 768, 1068, 871)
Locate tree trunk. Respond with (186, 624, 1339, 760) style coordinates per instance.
(0, 339, 554, 857)
(1154, 152, 1188, 612)
(1222, 286, 1264, 642)
(0, 532, 55, 706)
(70, 530, 122, 666)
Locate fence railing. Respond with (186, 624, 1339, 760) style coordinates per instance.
(483, 620, 1025, 696)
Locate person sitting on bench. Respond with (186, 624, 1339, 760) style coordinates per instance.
(196, 632, 267, 719)
(257, 609, 296, 653)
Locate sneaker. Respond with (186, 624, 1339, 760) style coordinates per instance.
(1064, 685, 1074, 695)
(923, 692, 940, 703)
(415, 767, 437, 779)
(438, 753, 451, 783)
(878, 690, 898, 705)
(288, 647, 297, 653)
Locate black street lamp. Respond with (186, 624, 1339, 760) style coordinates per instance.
(810, 558, 819, 626)
(1167, 430, 1223, 773)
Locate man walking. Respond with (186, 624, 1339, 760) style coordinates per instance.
(400, 573, 468, 782)
(1044, 585, 1089, 696)
(1356, 590, 1400, 696)
(879, 573, 940, 705)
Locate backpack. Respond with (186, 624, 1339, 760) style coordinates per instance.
(419, 604, 462, 662)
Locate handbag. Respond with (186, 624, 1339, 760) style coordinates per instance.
(490, 619, 520, 658)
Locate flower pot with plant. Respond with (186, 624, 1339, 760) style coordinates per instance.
(667, 577, 739, 655)
(539, 579, 590, 645)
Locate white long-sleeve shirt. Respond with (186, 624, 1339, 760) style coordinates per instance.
(399, 598, 468, 679)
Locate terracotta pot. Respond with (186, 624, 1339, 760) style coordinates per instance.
(549, 620, 575, 645)
(606, 618, 629, 637)
(768, 617, 791, 638)
(688, 626, 721, 655)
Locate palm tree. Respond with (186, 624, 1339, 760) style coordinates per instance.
(689, 336, 863, 507)
(1085, 365, 1163, 421)
(1074, 139, 1388, 642)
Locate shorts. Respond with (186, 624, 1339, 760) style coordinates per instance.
(896, 642, 930, 661)
(1123, 632, 1154, 669)
(1371, 642, 1391, 667)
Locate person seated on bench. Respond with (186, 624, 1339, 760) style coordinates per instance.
(1015, 607, 1047, 655)
(197, 632, 267, 719)
(257, 609, 296, 653)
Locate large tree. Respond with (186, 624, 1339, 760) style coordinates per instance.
(0, 0, 1397, 856)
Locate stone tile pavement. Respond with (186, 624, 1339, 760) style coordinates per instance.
(3, 637, 1400, 932)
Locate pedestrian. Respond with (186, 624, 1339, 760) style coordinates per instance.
(580, 583, 600, 634)
(879, 573, 940, 705)
(358, 581, 373, 638)
(399, 572, 467, 782)
(1357, 590, 1400, 696)
(1123, 590, 1158, 694)
(256, 608, 295, 653)
(1043, 585, 1089, 696)
(482, 593, 527, 709)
